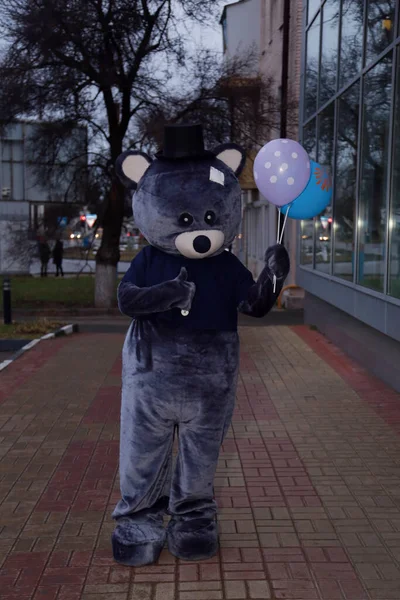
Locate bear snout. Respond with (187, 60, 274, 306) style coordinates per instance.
(175, 230, 225, 259)
(193, 236, 211, 254)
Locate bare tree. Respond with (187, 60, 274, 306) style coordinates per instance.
(0, 0, 223, 307)
(137, 48, 297, 155)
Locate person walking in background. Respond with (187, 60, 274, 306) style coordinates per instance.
(53, 238, 64, 277)
(38, 238, 51, 277)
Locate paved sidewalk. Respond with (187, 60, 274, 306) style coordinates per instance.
(1, 327, 400, 599)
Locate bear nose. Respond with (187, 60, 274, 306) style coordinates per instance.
(193, 235, 211, 254)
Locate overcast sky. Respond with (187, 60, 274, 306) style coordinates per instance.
(191, 15, 223, 53)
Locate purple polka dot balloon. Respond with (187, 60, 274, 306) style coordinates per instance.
(253, 139, 311, 207)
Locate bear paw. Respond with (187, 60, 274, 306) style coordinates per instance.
(167, 516, 218, 561)
(112, 516, 166, 566)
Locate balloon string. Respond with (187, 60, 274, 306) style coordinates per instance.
(274, 208, 281, 293)
(279, 205, 290, 245)
(276, 208, 281, 244)
(273, 205, 290, 294)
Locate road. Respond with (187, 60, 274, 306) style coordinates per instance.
(29, 257, 131, 276)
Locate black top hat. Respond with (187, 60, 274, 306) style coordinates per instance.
(155, 123, 215, 160)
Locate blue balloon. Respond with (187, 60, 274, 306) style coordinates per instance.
(280, 160, 332, 219)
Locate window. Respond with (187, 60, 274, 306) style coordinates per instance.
(300, 0, 400, 304)
(300, 219, 314, 266)
(320, 0, 339, 107)
(304, 14, 320, 119)
(301, 119, 317, 266)
(308, 0, 320, 25)
(269, 0, 279, 40)
(2, 141, 12, 161)
(222, 16, 227, 52)
(29, 204, 45, 232)
(388, 48, 400, 298)
(303, 119, 317, 160)
(333, 82, 360, 281)
(317, 107, 335, 205)
(12, 141, 23, 162)
(13, 163, 24, 201)
(315, 102, 335, 272)
(366, 0, 396, 65)
(357, 54, 392, 292)
(339, 0, 364, 90)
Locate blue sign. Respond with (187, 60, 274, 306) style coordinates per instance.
(57, 217, 68, 227)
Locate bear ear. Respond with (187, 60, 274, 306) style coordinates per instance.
(213, 143, 246, 177)
(115, 150, 153, 189)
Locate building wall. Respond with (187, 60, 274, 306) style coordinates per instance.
(0, 220, 32, 274)
(260, 0, 303, 137)
(224, 0, 262, 73)
(285, 0, 304, 286)
(0, 121, 87, 273)
(222, 0, 303, 281)
(0, 122, 86, 206)
(304, 292, 400, 393)
(257, 0, 303, 284)
(260, 0, 283, 133)
(241, 190, 277, 278)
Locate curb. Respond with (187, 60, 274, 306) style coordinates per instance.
(11, 306, 294, 318)
(12, 308, 121, 317)
(0, 324, 79, 372)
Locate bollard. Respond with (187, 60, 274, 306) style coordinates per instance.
(3, 277, 11, 325)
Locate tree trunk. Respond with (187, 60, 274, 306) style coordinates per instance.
(95, 262, 118, 308)
(95, 175, 125, 308)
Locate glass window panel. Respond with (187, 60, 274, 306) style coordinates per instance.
(1, 141, 11, 161)
(358, 54, 392, 292)
(12, 163, 24, 201)
(300, 219, 314, 265)
(301, 120, 317, 266)
(12, 141, 23, 162)
(308, 0, 320, 24)
(333, 82, 360, 281)
(366, 0, 396, 65)
(320, 0, 339, 106)
(303, 119, 317, 160)
(339, 0, 364, 89)
(388, 48, 400, 298)
(304, 14, 320, 119)
(4, 123, 22, 140)
(1, 162, 11, 198)
(315, 102, 335, 272)
(25, 165, 48, 202)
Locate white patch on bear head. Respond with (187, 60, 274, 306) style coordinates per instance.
(209, 166, 225, 186)
(175, 230, 225, 259)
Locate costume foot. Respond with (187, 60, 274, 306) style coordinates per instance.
(167, 516, 218, 561)
(112, 516, 166, 566)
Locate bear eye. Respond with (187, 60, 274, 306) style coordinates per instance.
(205, 211, 216, 226)
(178, 212, 194, 227)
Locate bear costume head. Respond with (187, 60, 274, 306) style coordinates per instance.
(116, 123, 246, 259)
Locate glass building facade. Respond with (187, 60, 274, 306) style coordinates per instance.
(298, 0, 400, 344)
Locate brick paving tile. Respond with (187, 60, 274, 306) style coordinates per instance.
(2, 327, 400, 598)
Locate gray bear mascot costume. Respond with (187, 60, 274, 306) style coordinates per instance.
(112, 123, 290, 566)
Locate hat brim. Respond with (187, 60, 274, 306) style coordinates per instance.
(155, 149, 216, 160)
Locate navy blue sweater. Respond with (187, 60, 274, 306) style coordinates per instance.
(120, 245, 255, 331)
